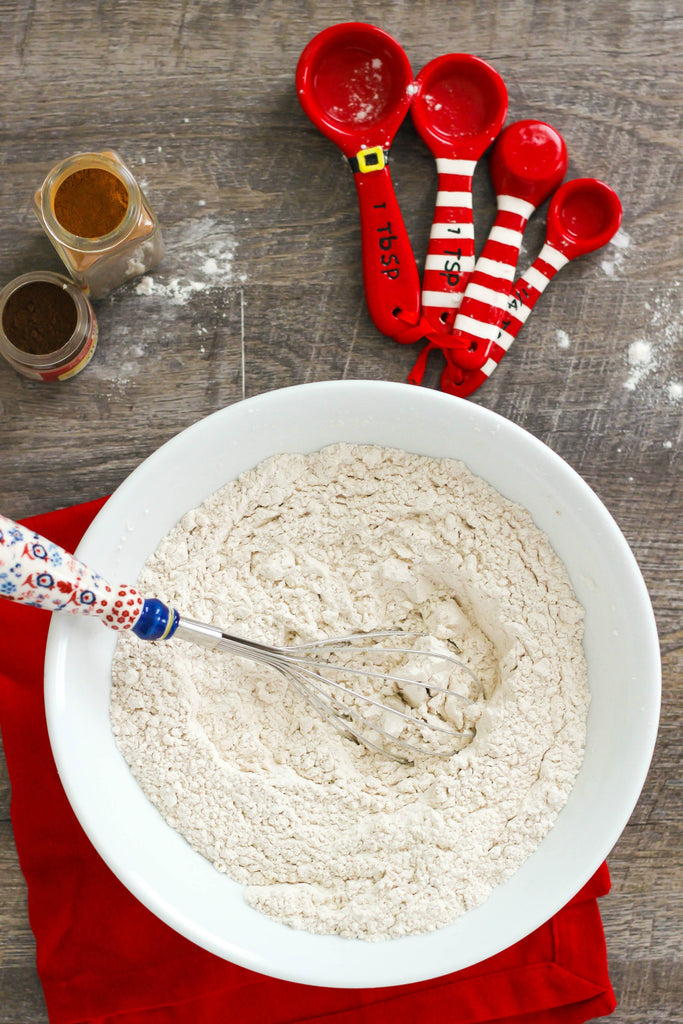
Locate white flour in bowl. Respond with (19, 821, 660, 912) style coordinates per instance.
(110, 443, 589, 941)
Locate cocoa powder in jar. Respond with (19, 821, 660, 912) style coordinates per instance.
(1, 280, 78, 355)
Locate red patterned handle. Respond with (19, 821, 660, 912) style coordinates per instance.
(420, 158, 477, 332)
(0, 514, 144, 630)
(441, 119, 568, 373)
(440, 176, 621, 396)
(353, 157, 425, 343)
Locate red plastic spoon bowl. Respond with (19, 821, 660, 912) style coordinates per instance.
(490, 118, 568, 208)
(546, 176, 623, 257)
(411, 53, 508, 159)
(441, 177, 623, 397)
(411, 54, 508, 332)
(296, 23, 424, 341)
(296, 22, 413, 156)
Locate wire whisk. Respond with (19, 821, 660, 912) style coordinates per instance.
(0, 514, 483, 763)
(175, 621, 483, 763)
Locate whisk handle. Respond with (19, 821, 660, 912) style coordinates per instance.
(0, 514, 178, 640)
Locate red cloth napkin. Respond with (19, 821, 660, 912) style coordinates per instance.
(0, 497, 617, 1024)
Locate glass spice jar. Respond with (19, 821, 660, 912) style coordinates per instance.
(0, 271, 98, 382)
(33, 150, 164, 299)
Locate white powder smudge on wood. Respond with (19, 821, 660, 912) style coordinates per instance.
(601, 227, 631, 277)
(134, 216, 243, 304)
(623, 285, 681, 400)
(624, 339, 655, 391)
(556, 329, 571, 349)
(110, 444, 590, 941)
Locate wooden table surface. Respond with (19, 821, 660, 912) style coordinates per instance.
(1, 1, 680, 1020)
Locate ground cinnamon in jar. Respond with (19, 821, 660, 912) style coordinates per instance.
(34, 151, 164, 299)
(54, 168, 129, 238)
(2, 280, 77, 354)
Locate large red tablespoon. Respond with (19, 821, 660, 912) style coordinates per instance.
(296, 23, 425, 343)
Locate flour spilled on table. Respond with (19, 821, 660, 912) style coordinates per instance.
(622, 284, 682, 402)
(84, 216, 244, 391)
(133, 216, 244, 304)
(624, 339, 656, 391)
(600, 227, 631, 278)
(110, 444, 590, 941)
(596, 230, 681, 403)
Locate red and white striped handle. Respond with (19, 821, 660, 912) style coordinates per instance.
(420, 157, 477, 332)
(444, 192, 537, 370)
(441, 241, 568, 396)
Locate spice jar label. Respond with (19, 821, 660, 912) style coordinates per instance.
(56, 318, 98, 381)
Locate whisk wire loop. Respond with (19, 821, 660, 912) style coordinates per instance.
(174, 619, 481, 762)
(291, 665, 473, 763)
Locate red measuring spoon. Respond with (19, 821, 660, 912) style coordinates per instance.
(442, 177, 623, 396)
(441, 119, 568, 374)
(296, 23, 425, 343)
(411, 54, 508, 333)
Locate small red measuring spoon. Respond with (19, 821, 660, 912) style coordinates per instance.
(296, 23, 425, 343)
(442, 177, 623, 396)
(411, 54, 508, 333)
(442, 119, 568, 374)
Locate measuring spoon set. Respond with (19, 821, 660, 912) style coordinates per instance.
(296, 22, 622, 396)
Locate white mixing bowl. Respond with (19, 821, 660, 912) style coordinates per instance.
(44, 380, 660, 987)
